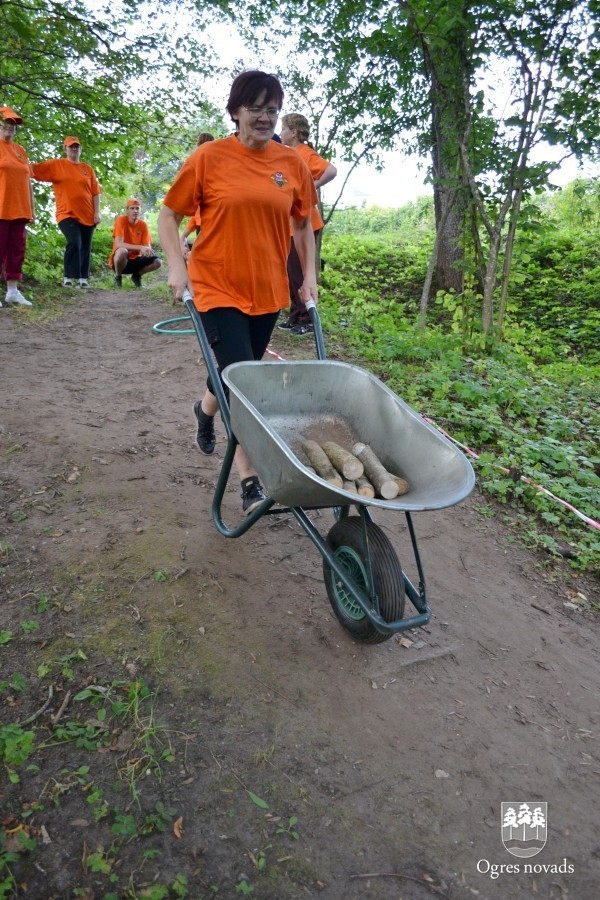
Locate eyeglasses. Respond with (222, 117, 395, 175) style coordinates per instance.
(243, 105, 280, 118)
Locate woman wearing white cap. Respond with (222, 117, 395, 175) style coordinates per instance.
(32, 136, 102, 287)
(0, 105, 34, 307)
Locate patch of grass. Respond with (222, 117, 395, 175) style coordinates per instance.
(0, 674, 183, 896)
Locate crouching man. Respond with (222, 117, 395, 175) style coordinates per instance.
(110, 198, 161, 287)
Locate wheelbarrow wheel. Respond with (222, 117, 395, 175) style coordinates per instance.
(323, 516, 405, 644)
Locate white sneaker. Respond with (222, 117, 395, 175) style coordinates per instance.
(79, 278, 89, 288)
(5, 288, 32, 307)
(63, 277, 73, 287)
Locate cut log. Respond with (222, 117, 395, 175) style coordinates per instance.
(342, 480, 358, 494)
(355, 475, 375, 499)
(301, 440, 343, 487)
(351, 442, 399, 500)
(390, 473, 410, 496)
(321, 441, 364, 480)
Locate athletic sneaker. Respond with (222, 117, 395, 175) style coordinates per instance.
(79, 278, 89, 288)
(132, 273, 142, 288)
(193, 400, 216, 454)
(241, 476, 267, 515)
(114, 274, 122, 287)
(290, 323, 314, 336)
(277, 317, 292, 330)
(5, 288, 32, 307)
(63, 277, 73, 287)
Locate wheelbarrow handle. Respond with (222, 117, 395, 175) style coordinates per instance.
(182, 290, 234, 440)
(306, 299, 327, 361)
(183, 289, 326, 366)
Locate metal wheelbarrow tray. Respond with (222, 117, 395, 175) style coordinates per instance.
(224, 359, 474, 512)
(183, 297, 475, 644)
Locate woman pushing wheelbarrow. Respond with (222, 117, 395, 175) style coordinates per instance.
(158, 70, 475, 645)
(158, 69, 318, 516)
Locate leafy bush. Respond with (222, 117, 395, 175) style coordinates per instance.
(319, 190, 599, 573)
(25, 219, 115, 285)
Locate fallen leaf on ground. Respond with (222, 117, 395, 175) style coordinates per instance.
(173, 817, 183, 838)
(109, 729, 135, 752)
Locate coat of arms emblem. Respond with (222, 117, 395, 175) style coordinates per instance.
(501, 802, 548, 858)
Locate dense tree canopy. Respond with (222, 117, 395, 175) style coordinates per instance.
(226, 0, 599, 334)
(2, 0, 598, 340)
(0, 0, 228, 179)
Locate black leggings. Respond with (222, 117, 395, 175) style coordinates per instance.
(200, 307, 279, 401)
(286, 229, 320, 325)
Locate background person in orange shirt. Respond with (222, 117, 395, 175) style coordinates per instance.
(32, 136, 101, 288)
(279, 113, 337, 335)
(179, 136, 214, 259)
(158, 70, 318, 516)
(109, 199, 162, 288)
(179, 210, 201, 260)
(0, 106, 34, 307)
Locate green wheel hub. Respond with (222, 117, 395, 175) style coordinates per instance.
(331, 546, 368, 620)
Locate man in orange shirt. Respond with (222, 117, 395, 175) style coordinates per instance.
(32, 136, 101, 288)
(109, 199, 161, 288)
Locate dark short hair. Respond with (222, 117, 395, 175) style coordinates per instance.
(227, 70, 284, 123)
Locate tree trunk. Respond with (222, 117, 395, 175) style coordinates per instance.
(497, 186, 524, 332)
(482, 231, 502, 334)
(431, 166, 465, 294)
(418, 193, 455, 329)
(426, 31, 471, 297)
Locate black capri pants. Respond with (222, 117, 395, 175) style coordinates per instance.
(200, 307, 279, 401)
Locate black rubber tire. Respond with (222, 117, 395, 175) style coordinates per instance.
(323, 516, 405, 644)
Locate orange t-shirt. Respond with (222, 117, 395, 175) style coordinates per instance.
(295, 142, 331, 231)
(163, 134, 317, 314)
(109, 216, 152, 265)
(31, 158, 101, 225)
(0, 141, 33, 220)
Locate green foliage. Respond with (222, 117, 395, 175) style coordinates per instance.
(0, 674, 26, 695)
(0, 724, 36, 771)
(319, 193, 599, 572)
(263, 0, 600, 332)
(327, 199, 435, 240)
(508, 182, 600, 360)
(321, 232, 428, 310)
(2, 0, 228, 172)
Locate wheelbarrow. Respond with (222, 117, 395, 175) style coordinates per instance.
(168, 294, 475, 644)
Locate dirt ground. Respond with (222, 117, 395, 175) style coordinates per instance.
(1, 287, 598, 900)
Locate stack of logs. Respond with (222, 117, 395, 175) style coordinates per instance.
(301, 439, 409, 500)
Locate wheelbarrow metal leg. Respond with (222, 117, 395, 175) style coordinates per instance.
(404, 511, 428, 614)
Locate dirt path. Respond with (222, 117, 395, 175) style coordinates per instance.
(1, 289, 598, 899)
